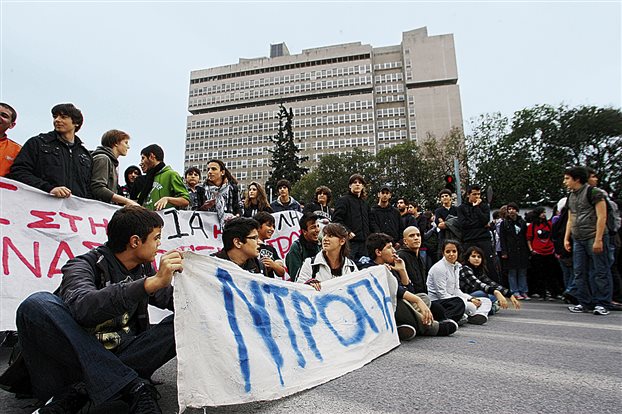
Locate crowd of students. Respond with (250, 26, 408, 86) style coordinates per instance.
(1, 101, 620, 413)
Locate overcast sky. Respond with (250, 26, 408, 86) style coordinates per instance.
(1, 1, 620, 178)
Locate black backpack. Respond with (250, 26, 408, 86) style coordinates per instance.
(551, 199, 570, 257)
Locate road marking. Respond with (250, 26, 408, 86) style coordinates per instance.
(501, 317, 622, 331)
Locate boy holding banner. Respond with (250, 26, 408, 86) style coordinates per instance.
(9, 206, 182, 414)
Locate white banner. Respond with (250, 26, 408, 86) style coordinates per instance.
(0, 177, 302, 329)
(174, 253, 399, 410)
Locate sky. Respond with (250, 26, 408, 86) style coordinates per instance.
(1, 1, 620, 178)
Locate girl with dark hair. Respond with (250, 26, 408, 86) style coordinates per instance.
(459, 246, 521, 313)
(242, 181, 272, 217)
(296, 223, 357, 290)
(202, 159, 241, 226)
(118, 165, 142, 200)
(427, 240, 492, 325)
(526, 206, 564, 300)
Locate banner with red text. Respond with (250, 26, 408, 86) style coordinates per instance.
(0, 177, 302, 330)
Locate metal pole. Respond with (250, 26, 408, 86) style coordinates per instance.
(454, 158, 462, 205)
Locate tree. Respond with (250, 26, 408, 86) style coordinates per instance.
(466, 104, 622, 207)
(292, 148, 376, 204)
(374, 141, 433, 208)
(265, 104, 308, 194)
(419, 127, 468, 207)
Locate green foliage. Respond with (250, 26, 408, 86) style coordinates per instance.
(266, 104, 309, 194)
(466, 104, 622, 207)
(292, 148, 376, 204)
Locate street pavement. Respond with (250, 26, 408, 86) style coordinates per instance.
(1, 299, 620, 413)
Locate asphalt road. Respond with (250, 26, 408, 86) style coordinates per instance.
(1, 300, 620, 413)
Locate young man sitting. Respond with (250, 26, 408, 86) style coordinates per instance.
(12, 206, 182, 414)
(212, 217, 267, 276)
(359, 233, 458, 339)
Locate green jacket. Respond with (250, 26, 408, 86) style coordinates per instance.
(286, 237, 320, 281)
(141, 165, 189, 211)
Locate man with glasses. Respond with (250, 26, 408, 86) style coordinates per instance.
(212, 217, 267, 276)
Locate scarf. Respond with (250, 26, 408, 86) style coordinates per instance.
(137, 162, 166, 206)
(205, 180, 232, 228)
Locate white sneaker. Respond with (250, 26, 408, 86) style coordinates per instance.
(593, 306, 610, 316)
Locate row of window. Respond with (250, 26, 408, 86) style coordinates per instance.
(377, 130, 408, 141)
(187, 100, 376, 130)
(190, 53, 372, 84)
(375, 84, 405, 94)
(189, 64, 373, 97)
(294, 100, 374, 115)
(377, 107, 406, 118)
(293, 112, 373, 127)
(186, 135, 273, 151)
(376, 95, 405, 104)
(373, 61, 402, 70)
(374, 73, 403, 84)
(377, 119, 407, 129)
(188, 76, 373, 108)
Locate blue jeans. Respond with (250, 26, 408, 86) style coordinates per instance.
(507, 268, 528, 295)
(471, 290, 498, 314)
(573, 237, 612, 308)
(560, 260, 575, 294)
(16, 292, 176, 405)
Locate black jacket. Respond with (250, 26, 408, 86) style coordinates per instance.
(397, 248, 428, 294)
(9, 131, 92, 198)
(371, 204, 403, 243)
(500, 216, 530, 269)
(333, 193, 378, 242)
(55, 246, 173, 333)
(457, 201, 491, 242)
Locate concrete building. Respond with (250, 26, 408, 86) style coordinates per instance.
(186, 27, 463, 189)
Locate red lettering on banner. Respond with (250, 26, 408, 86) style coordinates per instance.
(82, 241, 103, 250)
(2, 237, 42, 277)
(0, 218, 9, 225)
(88, 217, 108, 236)
(47, 241, 75, 278)
(267, 230, 300, 258)
(28, 211, 60, 229)
(59, 212, 84, 233)
(0, 182, 18, 191)
(213, 225, 222, 239)
(195, 245, 217, 252)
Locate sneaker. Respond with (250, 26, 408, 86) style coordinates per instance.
(457, 314, 469, 326)
(522, 294, 531, 301)
(568, 304, 588, 313)
(467, 314, 488, 325)
(531, 293, 541, 299)
(33, 383, 89, 414)
(437, 319, 459, 336)
(593, 306, 610, 316)
(491, 302, 501, 314)
(126, 380, 162, 414)
(513, 293, 524, 300)
(397, 324, 416, 341)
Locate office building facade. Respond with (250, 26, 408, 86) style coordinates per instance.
(186, 27, 463, 189)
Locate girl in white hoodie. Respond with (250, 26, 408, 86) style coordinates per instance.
(427, 240, 492, 325)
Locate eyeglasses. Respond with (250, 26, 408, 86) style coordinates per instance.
(246, 235, 259, 241)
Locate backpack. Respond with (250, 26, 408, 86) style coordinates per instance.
(551, 199, 570, 257)
(586, 185, 621, 234)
